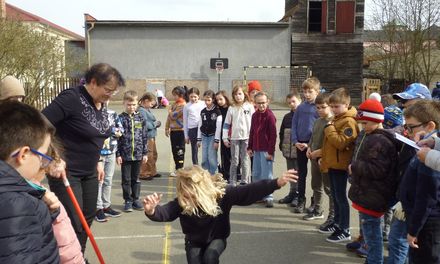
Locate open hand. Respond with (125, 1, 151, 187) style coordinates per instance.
(143, 192, 163, 215)
(277, 169, 299, 187)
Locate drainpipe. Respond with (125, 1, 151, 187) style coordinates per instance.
(87, 21, 95, 67)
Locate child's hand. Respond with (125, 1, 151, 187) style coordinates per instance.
(348, 164, 352, 175)
(407, 234, 418, 249)
(223, 140, 230, 148)
(43, 190, 61, 213)
(197, 142, 201, 148)
(142, 155, 148, 164)
(417, 147, 430, 163)
(306, 148, 312, 159)
(295, 142, 303, 150)
(277, 169, 299, 187)
(310, 149, 322, 159)
(143, 192, 162, 215)
(266, 154, 273, 161)
(165, 129, 170, 137)
(185, 138, 190, 144)
(214, 142, 219, 150)
(417, 137, 435, 148)
(116, 157, 123, 165)
(247, 149, 253, 157)
(154, 120, 161, 128)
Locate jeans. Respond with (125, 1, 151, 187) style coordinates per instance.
(97, 153, 116, 209)
(328, 169, 350, 230)
(387, 218, 409, 264)
(201, 135, 218, 175)
(230, 139, 250, 184)
(188, 127, 199, 165)
(48, 172, 98, 253)
(252, 151, 274, 200)
(170, 130, 185, 170)
(408, 217, 440, 264)
(285, 158, 298, 198)
(121, 160, 141, 202)
(185, 239, 227, 264)
(360, 212, 383, 264)
(296, 146, 309, 201)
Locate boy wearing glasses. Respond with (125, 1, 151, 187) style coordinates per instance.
(398, 100, 440, 263)
(247, 92, 277, 207)
(0, 101, 60, 263)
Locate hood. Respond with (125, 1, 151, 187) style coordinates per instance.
(334, 106, 357, 121)
(0, 160, 44, 198)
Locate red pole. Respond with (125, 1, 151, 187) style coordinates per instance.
(63, 177, 105, 264)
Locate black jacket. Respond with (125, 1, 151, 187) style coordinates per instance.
(348, 129, 399, 212)
(0, 160, 60, 264)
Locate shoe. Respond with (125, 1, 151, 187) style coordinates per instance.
(356, 243, 368, 258)
(153, 173, 162, 178)
(326, 229, 351, 243)
(103, 207, 121, 218)
(169, 171, 177, 177)
(124, 202, 133, 212)
(132, 200, 144, 211)
(140, 177, 153, 181)
(346, 235, 363, 251)
(302, 210, 324, 221)
(318, 222, 337, 234)
(382, 232, 389, 242)
(319, 217, 334, 230)
(306, 196, 315, 214)
(95, 209, 108, 222)
(265, 200, 274, 208)
(278, 195, 293, 204)
(239, 181, 247, 185)
(293, 199, 306, 214)
(289, 197, 299, 208)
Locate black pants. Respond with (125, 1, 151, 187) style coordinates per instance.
(121, 160, 141, 202)
(296, 146, 309, 201)
(48, 172, 98, 253)
(219, 141, 231, 182)
(185, 239, 227, 264)
(170, 130, 185, 170)
(409, 217, 440, 264)
(188, 127, 199, 165)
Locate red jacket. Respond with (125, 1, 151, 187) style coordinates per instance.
(248, 109, 277, 156)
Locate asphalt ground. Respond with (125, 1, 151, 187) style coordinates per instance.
(83, 105, 366, 264)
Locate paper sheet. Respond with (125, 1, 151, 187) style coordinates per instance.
(395, 133, 421, 150)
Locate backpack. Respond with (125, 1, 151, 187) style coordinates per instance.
(281, 128, 297, 159)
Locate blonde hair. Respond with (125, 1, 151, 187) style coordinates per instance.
(329, 87, 351, 105)
(302, 77, 320, 93)
(231, 85, 249, 105)
(176, 166, 227, 217)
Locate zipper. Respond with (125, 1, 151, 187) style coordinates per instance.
(131, 115, 135, 160)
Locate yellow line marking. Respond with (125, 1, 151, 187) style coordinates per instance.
(162, 154, 175, 264)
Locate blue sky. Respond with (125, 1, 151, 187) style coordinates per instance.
(7, 0, 373, 36)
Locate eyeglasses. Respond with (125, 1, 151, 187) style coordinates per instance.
(103, 86, 119, 96)
(403, 123, 427, 134)
(11, 148, 54, 169)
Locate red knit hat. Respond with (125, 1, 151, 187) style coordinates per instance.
(356, 99, 384, 123)
(248, 80, 262, 94)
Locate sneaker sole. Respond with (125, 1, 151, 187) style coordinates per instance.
(303, 215, 325, 221)
(318, 229, 335, 234)
(104, 213, 122, 218)
(94, 217, 108, 223)
(326, 236, 352, 243)
(124, 209, 133, 212)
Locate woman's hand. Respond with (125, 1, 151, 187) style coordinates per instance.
(46, 158, 67, 179)
(143, 192, 163, 215)
(97, 162, 105, 182)
(407, 234, 418, 248)
(277, 169, 299, 187)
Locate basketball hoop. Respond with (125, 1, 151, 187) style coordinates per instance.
(216, 66, 224, 74)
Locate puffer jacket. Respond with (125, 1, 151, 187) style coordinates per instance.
(321, 106, 359, 172)
(0, 160, 60, 264)
(348, 129, 399, 212)
(116, 111, 148, 161)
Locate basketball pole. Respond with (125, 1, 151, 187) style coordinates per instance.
(217, 52, 221, 92)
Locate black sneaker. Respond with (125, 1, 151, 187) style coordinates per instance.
(326, 229, 351, 243)
(293, 200, 306, 213)
(95, 209, 108, 222)
(103, 207, 121, 218)
(306, 196, 315, 214)
(153, 173, 162, 178)
(302, 210, 324, 221)
(289, 197, 299, 208)
(278, 195, 293, 204)
(318, 222, 337, 234)
(124, 202, 133, 212)
(319, 217, 335, 230)
(132, 200, 144, 211)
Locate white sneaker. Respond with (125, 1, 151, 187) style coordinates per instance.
(169, 171, 177, 177)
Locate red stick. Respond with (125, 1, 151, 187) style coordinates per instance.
(63, 178, 105, 264)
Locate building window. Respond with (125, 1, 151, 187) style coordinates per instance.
(336, 1, 355, 34)
(308, 1, 322, 32)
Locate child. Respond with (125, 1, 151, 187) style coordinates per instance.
(320, 87, 359, 243)
(398, 100, 440, 263)
(139, 92, 162, 180)
(0, 101, 60, 263)
(95, 104, 123, 222)
(348, 99, 399, 264)
(278, 93, 302, 206)
(143, 166, 298, 263)
(291, 77, 320, 213)
(197, 90, 222, 175)
(304, 93, 334, 223)
(247, 92, 277, 207)
(116, 90, 148, 212)
(0, 75, 25, 102)
(183, 87, 205, 165)
(222, 85, 255, 185)
(215, 90, 232, 182)
(247, 80, 262, 106)
(155, 89, 165, 108)
(165, 86, 187, 175)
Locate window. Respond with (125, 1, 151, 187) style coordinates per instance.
(308, 1, 322, 32)
(336, 1, 355, 34)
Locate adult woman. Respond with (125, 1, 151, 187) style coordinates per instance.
(42, 63, 125, 252)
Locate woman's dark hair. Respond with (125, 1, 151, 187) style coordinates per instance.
(215, 90, 231, 107)
(188, 87, 200, 96)
(84, 63, 125, 87)
(172, 86, 189, 102)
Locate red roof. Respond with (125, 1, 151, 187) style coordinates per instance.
(6, 3, 84, 40)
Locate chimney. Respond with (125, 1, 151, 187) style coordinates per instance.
(0, 0, 6, 19)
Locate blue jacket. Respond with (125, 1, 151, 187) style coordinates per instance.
(291, 101, 319, 143)
(116, 112, 148, 161)
(399, 156, 440, 237)
(138, 106, 158, 139)
(0, 160, 60, 264)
